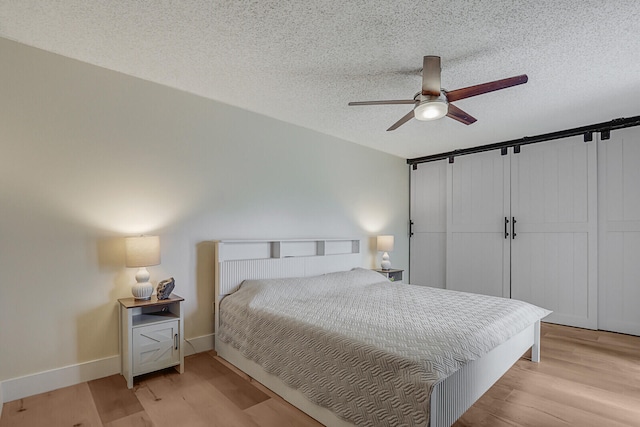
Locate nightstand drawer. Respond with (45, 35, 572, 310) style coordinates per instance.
(132, 320, 180, 375)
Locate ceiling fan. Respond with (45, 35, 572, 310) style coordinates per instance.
(348, 56, 528, 131)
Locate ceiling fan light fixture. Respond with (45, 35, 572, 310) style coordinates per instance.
(414, 96, 448, 121)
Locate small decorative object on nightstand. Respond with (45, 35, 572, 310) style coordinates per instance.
(156, 277, 175, 300)
(118, 294, 184, 389)
(374, 268, 404, 283)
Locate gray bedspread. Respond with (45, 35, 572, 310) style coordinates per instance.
(217, 268, 550, 426)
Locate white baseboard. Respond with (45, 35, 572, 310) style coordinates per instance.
(1, 355, 120, 403)
(183, 333, 215, 356)
(0, 334, 215, 405)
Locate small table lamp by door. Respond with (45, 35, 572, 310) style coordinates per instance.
(125, 235, 160, 300)
(377, 235, 394, 270)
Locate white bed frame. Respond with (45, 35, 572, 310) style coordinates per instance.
(213, 239, 541, 427)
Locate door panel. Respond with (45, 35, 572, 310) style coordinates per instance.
(598, 127, 640, 335)
(511, 137, 597, 329)
(410, 160, 447, 287)
(448, 232, 505, 296)
(447, 151, 510, 297)
(511, 232, 589, 325)
(410, 232, 446, 288)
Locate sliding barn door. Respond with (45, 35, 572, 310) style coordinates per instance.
(598, 127, 640, 335)
(410, 136, 600, 330)
(410, 160, 447, 287)
(446, 151, 511, 297)
(510, 137, 598, 329)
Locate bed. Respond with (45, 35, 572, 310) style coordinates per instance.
(213, 239, 550, 427)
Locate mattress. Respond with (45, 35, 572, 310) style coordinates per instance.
(217, 268, 550, 426)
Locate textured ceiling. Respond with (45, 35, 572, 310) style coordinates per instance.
(2, 1, 640, 159)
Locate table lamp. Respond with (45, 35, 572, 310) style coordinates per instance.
(125, 235, 161, 300)
(377, 235, 394, 270)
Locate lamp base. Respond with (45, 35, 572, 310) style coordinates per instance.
(132, 267, 153, 300)
(132, 281, 153, 300)
(381, 252, 391, 270)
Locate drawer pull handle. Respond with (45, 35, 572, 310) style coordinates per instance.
(174, 334, 178, 350)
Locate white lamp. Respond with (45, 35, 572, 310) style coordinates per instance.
(414, 94, 448, 121)
(125, 235, 161, 300)
(377, 235, 394, 270)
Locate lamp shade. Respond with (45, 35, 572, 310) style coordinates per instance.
(377, 235, 394, 252)
(125, 236, 161, 268)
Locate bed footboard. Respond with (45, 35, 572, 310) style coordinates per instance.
(429, 321, 539, 427)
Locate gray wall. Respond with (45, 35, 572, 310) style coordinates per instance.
(0, 38, 409, 383)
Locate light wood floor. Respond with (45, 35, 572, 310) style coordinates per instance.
(1, 323, 639, 427)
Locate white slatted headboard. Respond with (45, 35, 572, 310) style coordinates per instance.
(213, 238, 362, 334)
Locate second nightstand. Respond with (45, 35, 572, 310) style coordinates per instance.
(374, 268, 404, 283)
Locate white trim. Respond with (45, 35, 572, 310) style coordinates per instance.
(1, 355, 120, 403)
(183, 333, 215, 356)
(1, 333, 215, 404)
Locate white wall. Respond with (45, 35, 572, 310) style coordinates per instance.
(0, 37, 409, 397)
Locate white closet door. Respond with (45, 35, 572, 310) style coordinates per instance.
(446, 150, 510, 297)
(510, 136, 597, 329)
(598, 127, 640, 335)
(410, 160, 447, 287)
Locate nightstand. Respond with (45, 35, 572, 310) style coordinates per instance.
(118, 294, 184, 389)
(374, 268, 404, 283)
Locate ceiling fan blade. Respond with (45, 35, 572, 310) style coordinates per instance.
(422, 56, 441, 96)
(348, 100, 416, 106)
(387, 108, 417, 131)
(446, 104, 477, 125)
(445, 74, 528, 102)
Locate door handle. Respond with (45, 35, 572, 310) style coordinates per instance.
(512, 217, 517, 239)
(504, 217, 509, 239)
(174, 334, 178, 350)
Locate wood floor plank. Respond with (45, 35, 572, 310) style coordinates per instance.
(134, 375, 211, 427)
(596, 330, 640, 349)
(517, 351, 640, 396)
(204, 360, 270, 410)
(88, 374, 145, 424)
(543, 336, 640, 371)
(187, 378, 264, 427)
(137, 368, 262, 427)
(186, 352, 271, 410)
(213, 353, 299, 411)
(0, 383, 102, 427)
(185, 352, 231, 380)
(243, 398, 324, 427)
(499, 366, 640, 425)
(102, 410, 154, 427)
(502, 388, 633, 427)
(455, 405, 522, 427)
